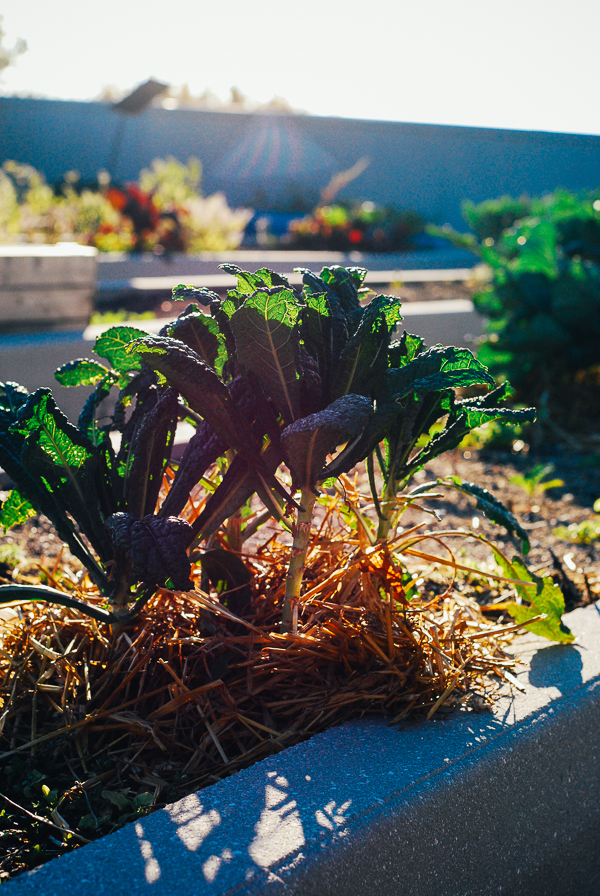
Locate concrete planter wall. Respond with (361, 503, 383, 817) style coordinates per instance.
(95, 247, 477, 311)
(95, 247, 477, 281)
(5, 601, 600, 896)
(0, 244, 97, 331)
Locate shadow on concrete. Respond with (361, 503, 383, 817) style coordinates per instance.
(528, 644, 583, 694)
(122, 763, 355, 892)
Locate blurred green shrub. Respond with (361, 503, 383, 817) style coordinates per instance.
(462, 195, 533, 242)
(554, 517, 600, 543)
(431, 188, 600, 437)
(508, 463, 563, 497)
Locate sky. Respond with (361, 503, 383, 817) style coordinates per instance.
(1, 0, 600, 135)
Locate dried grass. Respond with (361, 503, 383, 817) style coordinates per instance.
(0, 492, 529, 877)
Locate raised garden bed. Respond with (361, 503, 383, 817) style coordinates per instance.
(0, 262, 589, 892)
(0, 244, 97, 332)
(3, 598, 599, 896)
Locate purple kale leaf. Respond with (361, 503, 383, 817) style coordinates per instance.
(106, 512, 193, 594)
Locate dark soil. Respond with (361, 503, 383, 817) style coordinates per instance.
(403, 447, 600, 610)
(390, 279, 476, 303)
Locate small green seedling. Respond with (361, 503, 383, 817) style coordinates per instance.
(509, 463, 563, 497)
(554, 519, 600, 544)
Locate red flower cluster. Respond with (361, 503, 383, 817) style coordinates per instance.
(105, 184, 184, 253)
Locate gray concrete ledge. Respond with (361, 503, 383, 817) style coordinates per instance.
(96, 248, 477, 283)
(94, 250, 477, 309)
(98, 270, 475, 296)
(6, 602, 600, 896)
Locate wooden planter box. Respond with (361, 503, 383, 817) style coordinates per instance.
(0, 244, 97, 331)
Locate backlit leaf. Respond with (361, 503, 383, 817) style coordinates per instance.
(168, 308, 228, 375)
(320, 265, 364, 316)
(334, 295, 402, 397)
(444, 476, 530, 553)
(129, 337, 245, 448)
(0, 381, 29, 424)
(172, 284, 219, 305)
(0, 393, 109, 589)
(389, 332, 424, 368)
(55, 358, 110, 388)
(11, 389, 111, 560)
(494, 552, 574, 643)
(0, 489, 36, 531)
(95, 326, 147, 373)
(229, 287, 301, 424)
(220, 264, 291, 294)
(384, 345, 494, 401)
(77, 374, 120, 444)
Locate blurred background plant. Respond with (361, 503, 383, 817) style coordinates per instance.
(246, 157, 426, 252)
(461, 195, 533, 242)
(0, 157, 251, 253)
(136, 157, 252, 252)
(286, 200, 424, 252)
(459, 418, 529, 453)
(0, 14, 26, 81)
(554, 517, 600, 544)
(508, 462, 564, 497)
(554, 498, 600, 543)
(431, 187, 600, 442)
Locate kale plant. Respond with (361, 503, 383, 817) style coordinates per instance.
(0, 265, 534, 630)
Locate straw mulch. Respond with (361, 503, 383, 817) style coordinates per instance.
(0, 494, 525, 880)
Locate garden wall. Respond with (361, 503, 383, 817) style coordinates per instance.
(2, 97, 600, 226)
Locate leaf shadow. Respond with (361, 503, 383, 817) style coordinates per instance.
(528, 644, 583, 694)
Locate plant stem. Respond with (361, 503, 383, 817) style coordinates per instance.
(226, 507, 243, 554)
(0, 585, 114, 624)
(377, 468, 398, 543)
(282, 486, 316, 633)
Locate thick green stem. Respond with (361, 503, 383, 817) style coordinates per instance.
(282, 486, 317, 632)
(377, 475, 397, 542)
